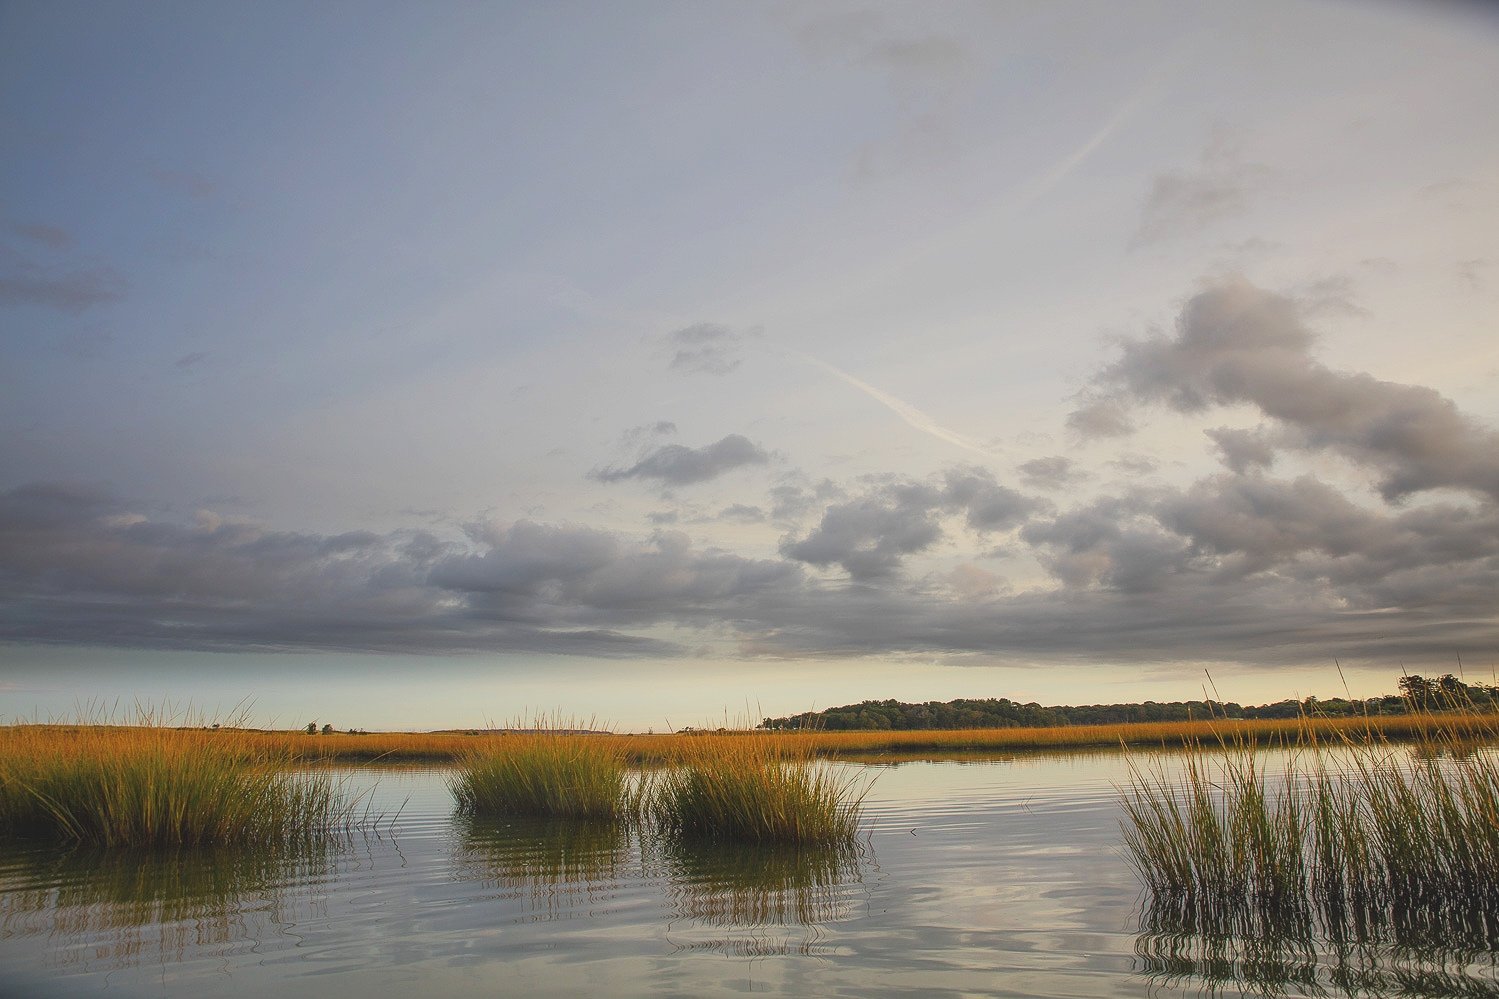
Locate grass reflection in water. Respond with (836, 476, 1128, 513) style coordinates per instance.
(1134, 895, 1499, 998)
(655, 837, 864, 928)
(451, 810, 868, 956)
(0, 839, 334, 973)
(454, 815, 634, 917)
(651, 836, 866, 959)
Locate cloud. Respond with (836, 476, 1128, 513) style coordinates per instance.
(735, 548, 1495, 664)
(433, 520, 802, 630)
(754, 465, 1499, 662)
(590, 434, 770, 486)
(663, 323, 752, 375)
(0, 483, 469, 653)
(1133, 133, 1270, 245)
(0, 259, 127, 312)
(719, 504, 766, 523)
(0, 483, 795, 656)
(1018, 456, 1083, 491)
(620, 421, 677, 448)
(780, 481, 946, 580)
(1066, 396, 1134, 439)
(1156, 474, 1499, 625)
(1108, 454, 1159, 476)
(1071, 276, 1499, 502)
(1204, 426, 1275, 474)
(3, 465, 1496, 670)
(1021, 493, 1190, 593)
(768, 480, 845, 523)
(939, 468, 1044, 531)
(3, 281, 1495, 671)
(8, 222, 74, 250)
(780, 469, 1043, 579)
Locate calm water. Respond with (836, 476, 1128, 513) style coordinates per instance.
(1, 752, 1495, 998)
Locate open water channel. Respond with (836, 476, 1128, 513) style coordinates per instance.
(1, 751, 1495, 997)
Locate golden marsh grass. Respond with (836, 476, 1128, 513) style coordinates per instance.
(142, 713, 1489, 765)
(646, 734, 868, 846)
(1119, 710, 1499, 933)
(0, 721, 362, 849)
(449, 728, 634, 821)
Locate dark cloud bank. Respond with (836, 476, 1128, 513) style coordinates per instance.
(3, 278, 1495, 669)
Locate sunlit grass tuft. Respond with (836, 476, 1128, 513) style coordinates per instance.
(647, 735, 867, 846)
(0, 714, 361, 849)
(448, 721, 632, 821)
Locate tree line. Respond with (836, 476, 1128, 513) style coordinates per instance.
(756, 674, 1499, 731)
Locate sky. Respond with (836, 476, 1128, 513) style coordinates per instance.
(2, 0, 1497, 732)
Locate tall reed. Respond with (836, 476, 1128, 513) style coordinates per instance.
(1120, 709, 1499, 934)
(449, 728, 632, 820)
(0, 721, 357, 848)
(647, 735, 867, 845)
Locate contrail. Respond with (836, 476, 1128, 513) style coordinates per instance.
(1008, 46, 1190, 215)
(783, 346, 999, 460)
(950, 40, 1192, 236)
(1018, 81, 1158, 209)
(729, 52, 1193, 460)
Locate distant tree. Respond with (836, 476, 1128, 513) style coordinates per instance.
(1399, 674, 1436, 708)
(305, 722, 317, 735)
(321, 723, 334, 735)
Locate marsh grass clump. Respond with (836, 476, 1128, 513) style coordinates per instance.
(647, 736, 867, 846)
(449, 726, 631, 821)
(0, 720, 358, 849)
(1120, 706, 1499, 935)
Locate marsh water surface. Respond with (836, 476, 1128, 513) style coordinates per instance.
(1, 752, 1494, 997)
